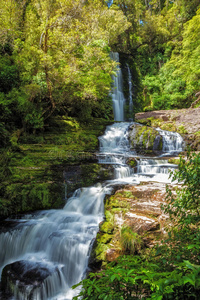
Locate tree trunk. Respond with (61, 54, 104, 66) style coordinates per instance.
(43, 28, 55, 117)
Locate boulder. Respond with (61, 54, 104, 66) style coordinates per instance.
(128, 123, 163, 154)
(1, 260, 59, 299)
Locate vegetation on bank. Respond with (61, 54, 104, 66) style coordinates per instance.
(111, 0, 200, 111)
(0, 117, 112, 219)
(73, 152, 200, 299)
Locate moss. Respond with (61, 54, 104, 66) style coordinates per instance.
(1, 181, 63, 216)
(137, 117, 155, 126)
(95, 243, 110, 262)
(91, 190, 132, 266)
(0, 117, 112, 219)
(168, 158, 180, 164)
(97, 233, 112, 244)
(126, 158, 137, 168)
(194, 131, 200, 137)
(80, 164, 113, 187)
(101, 211, 114, 234)
(129, 124, 163, 153)
(178, 125, 188, 134)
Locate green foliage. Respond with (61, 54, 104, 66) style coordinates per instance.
(120, 226, 143, 254)
(165, 152, 200, 226)
(73, 256, 200, 299)
(141, 6, 200, 110)
(0, 55, 19, 93)
(0, 0, 130, 132)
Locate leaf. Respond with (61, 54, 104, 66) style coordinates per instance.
(88, 285, 93, 296)
(183, 277, 195, 286)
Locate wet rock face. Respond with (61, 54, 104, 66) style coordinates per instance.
(63, 163, 114, 197)
(128, 123, 163, 154)
(1, 260, 59, 298)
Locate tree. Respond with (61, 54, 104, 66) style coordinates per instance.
(15, 0, 131, 121)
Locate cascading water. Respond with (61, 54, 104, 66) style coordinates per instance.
(156, 128, 184, 155)
(127, 64, 133, 121)
(0, 53, 184, 300)
(0, 184, 112, 300)
(98, 122, 183, 184)
(98, 122, 133, 181)
(110, 52, 125, 122)
(0, 131, 183, 300)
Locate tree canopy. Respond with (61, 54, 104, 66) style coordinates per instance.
(0, 0, 130, 133)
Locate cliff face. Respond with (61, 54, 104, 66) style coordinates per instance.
(135, 108, 200, 151)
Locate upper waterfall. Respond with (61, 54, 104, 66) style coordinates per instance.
(127, 64, 133, 121)
(110, 52, 126, 122)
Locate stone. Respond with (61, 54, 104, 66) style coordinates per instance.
(1, 260, 59, 299)
(106, 249, 120, 262)
(135, 108, 200, 150)
(125, 212, 160, 234)
(128, 123, 163, 154)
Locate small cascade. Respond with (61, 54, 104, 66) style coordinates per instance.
(110, 52, 125, 121)
(98, 122, 183, 184)
(99, 122, 130, 154)
(114, 165, 132, 179)
(156, 128, 184, 155)
(127, 64, 133, 121)
(98, 122, 133, 180)
(137, 159, 177, 175)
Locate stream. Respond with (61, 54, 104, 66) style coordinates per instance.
(0, 53, 184, 300)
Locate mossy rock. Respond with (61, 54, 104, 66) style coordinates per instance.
(128, 123, 163, 154)
(0, 117, 112, 218)
(100, 220, 114, 234)
(168, 158, 180, 164)
(126, 158, 137, 169)
(97, 233, 112, 244)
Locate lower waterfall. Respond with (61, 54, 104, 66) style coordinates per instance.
(0, 122, 183, 299)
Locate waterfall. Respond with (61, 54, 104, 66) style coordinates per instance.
(0, 185, 112, 300)
(110, 52, 125, 122)
(98, 123, 183, 184)
(156, 128, 184, 155)
(0, 127, 184, 297)
(127, 64, 133, 121)
(98, 122, 133, 181)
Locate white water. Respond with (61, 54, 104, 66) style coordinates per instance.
(127, 64, 133, 121)
(110, 52, 125, 122)
(0, 54, 184, 300)
(156, 128, 184, 155)
(0, 184, 112, 300)
(98, 122, 183, 185)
